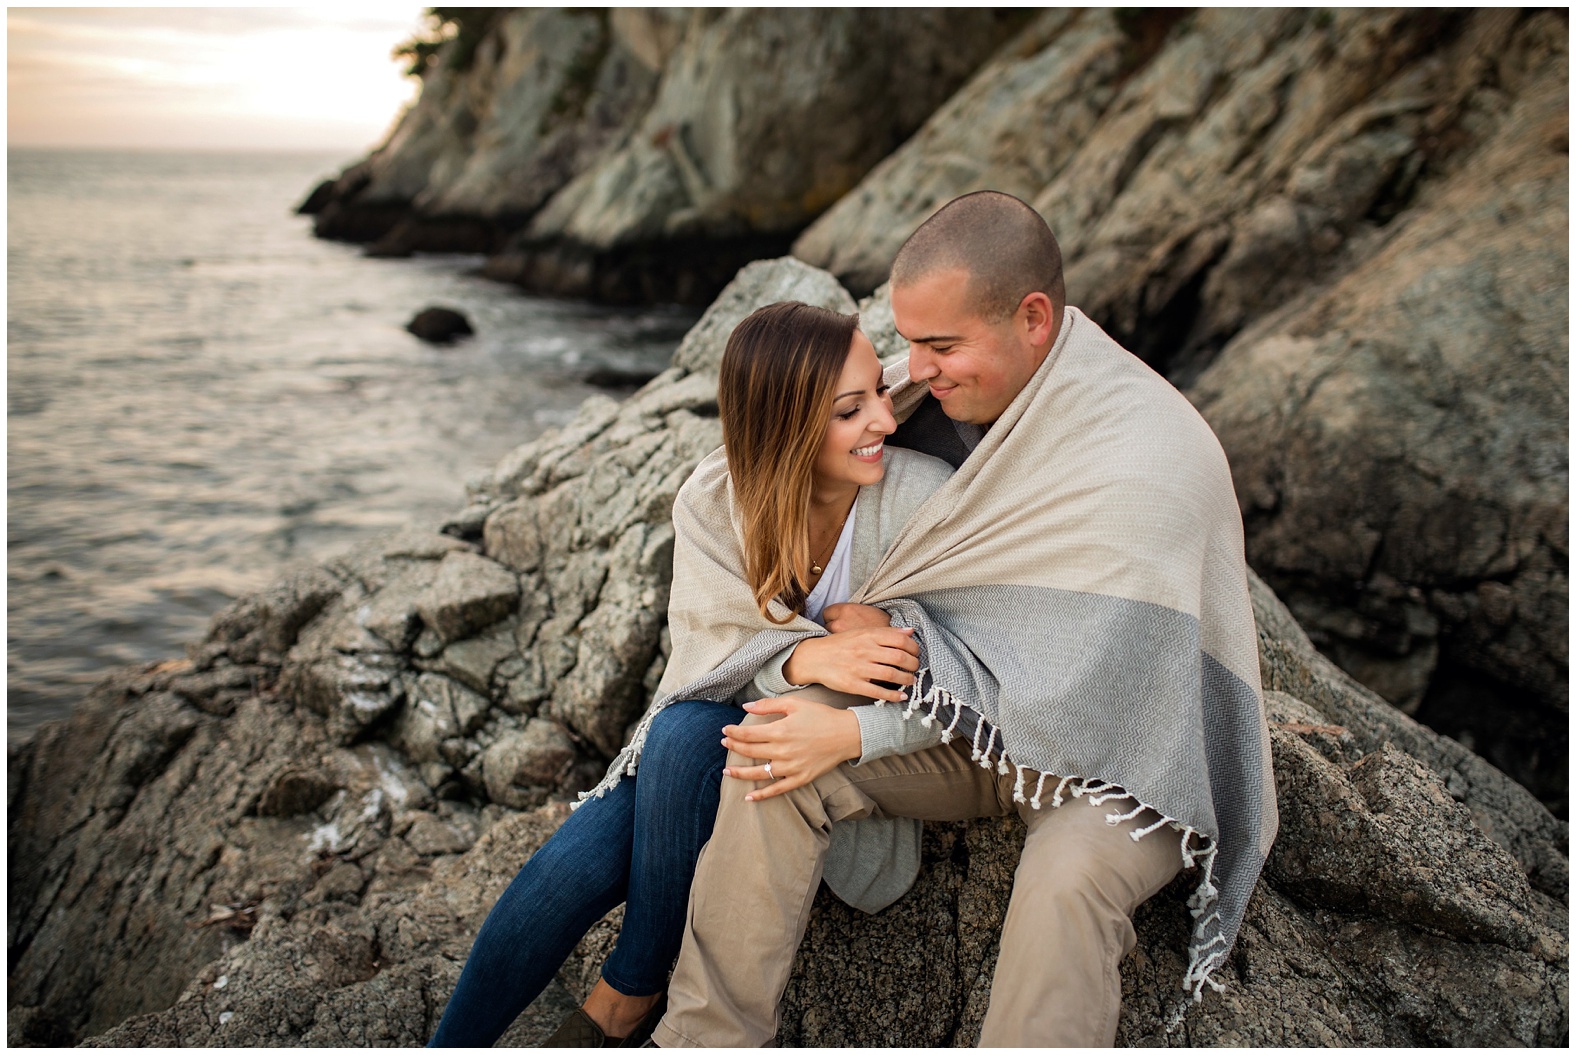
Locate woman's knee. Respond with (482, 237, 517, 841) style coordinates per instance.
(641, 700, 738, 770)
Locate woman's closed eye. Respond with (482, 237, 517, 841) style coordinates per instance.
(836, 386, 890, 420)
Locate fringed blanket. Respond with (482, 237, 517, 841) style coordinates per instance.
(586, 305, 1276, 1005)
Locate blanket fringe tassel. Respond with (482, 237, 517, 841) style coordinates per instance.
(902, 670, 1229, 1019)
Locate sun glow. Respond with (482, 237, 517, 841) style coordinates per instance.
(7, 5, 429, 152)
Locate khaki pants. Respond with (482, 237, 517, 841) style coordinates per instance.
(653, 719, 1183, 1048)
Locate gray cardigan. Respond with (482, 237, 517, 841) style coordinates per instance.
(736, 445, 952, 913)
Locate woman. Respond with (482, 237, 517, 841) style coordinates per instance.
(429, 302, 952, 1047)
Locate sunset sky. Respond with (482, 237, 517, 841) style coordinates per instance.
(8, 4, 429, 151)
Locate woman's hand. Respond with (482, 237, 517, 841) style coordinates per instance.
(721, 698, 862, 801)
(781, 626, 920, 702)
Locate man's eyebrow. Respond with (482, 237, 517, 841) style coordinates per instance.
(895, 329, 964, 345)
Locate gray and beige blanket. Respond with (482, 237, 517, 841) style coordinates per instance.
(585, 305, 1277, 1002)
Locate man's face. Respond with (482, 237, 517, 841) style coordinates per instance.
(890, 268, 1050, 426)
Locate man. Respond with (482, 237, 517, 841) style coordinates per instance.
(651, 191, 1277, 1046)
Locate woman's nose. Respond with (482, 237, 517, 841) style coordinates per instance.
(871, 399, 897, 436)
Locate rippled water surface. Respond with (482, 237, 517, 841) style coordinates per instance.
(8, 149, 695, 744)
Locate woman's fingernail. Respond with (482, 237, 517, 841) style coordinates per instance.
(745, 795, 755, 802)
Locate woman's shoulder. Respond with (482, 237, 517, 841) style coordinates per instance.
(672, 445, 732, 526)
(676, 445, 729, 502)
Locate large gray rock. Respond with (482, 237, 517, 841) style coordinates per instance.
(487, 9, 1024, 302)
(1188, 23, 1568, 807)
(8, 258, 1566, 1047)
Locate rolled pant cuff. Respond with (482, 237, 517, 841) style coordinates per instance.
(650, 1021, 697, 1048)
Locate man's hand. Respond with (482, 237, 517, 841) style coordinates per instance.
(720, 697, 862, 801)
(781, 627, 919, 702)
(822, 602, 891, 632)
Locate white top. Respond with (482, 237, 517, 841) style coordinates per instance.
(803, 499, 858, 625)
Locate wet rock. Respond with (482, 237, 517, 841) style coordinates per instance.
(405, 306, 473, 344)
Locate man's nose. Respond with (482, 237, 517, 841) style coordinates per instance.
(907, 343, 937, 381)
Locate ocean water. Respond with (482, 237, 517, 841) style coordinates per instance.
(7, 149, 696, 745)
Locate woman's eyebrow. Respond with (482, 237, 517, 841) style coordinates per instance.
(833, 388, 867, 401)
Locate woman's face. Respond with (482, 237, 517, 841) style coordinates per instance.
(814, 329, 896, 492)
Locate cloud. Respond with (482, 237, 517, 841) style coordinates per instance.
(8, 5, 429, 151)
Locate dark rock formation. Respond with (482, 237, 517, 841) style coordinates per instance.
(306, 8, 1025, 303)
(794, 7, 1570, 811)
(8, 259, 1567, 1048)
(405, 307, 474, 344)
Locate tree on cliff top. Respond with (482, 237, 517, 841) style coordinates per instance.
(393, 7, 509, 78)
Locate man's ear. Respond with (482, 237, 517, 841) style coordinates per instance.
(1018, 291, 1056, 348)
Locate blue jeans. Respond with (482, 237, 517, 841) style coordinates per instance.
(428, 699, 744, 1046)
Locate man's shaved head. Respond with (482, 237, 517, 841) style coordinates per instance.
(891, 191, 1064, 323)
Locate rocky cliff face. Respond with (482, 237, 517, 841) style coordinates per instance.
(305, 7, 1025, 302)
(8, 259, 1568, 1047)
(796, 7, 1569, 810)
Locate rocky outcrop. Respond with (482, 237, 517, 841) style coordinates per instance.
(795, 7, 1569, 810)
(306, 8, 1024, 303)
(8, 258, 1567, 1047)
(306, 9, 688, 253)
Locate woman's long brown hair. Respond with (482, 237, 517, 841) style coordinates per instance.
(718, 301, 858, 623)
